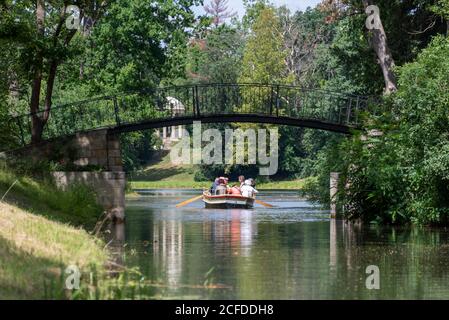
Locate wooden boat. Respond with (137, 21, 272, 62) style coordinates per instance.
(202, 191, 255, 209)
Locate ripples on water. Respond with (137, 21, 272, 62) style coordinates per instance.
(108, 189, 449, 299)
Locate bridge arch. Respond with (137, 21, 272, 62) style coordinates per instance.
(7, 83, 379, 147)
(110, 114, 353, 135)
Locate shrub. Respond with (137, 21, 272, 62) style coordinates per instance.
(308, 36, 449, 225)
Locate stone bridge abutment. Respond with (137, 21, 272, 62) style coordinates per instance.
(58, 129, 126, 221)
(6, 128, 126, 221)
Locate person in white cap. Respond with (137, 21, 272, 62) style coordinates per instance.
(240, 179, 258, 198)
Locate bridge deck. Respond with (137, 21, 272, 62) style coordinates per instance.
(3, 83, 381, 148)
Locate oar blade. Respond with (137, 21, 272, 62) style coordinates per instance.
(176, 195, 203, 208)
(255, 199, 275, 208)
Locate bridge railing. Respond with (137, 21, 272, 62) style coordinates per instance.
(5, 84, 381, 147)
(10, 96, 115, 145)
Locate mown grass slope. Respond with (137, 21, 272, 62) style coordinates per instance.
(0, 202, 108, 299)
(0, 163, 108, 299)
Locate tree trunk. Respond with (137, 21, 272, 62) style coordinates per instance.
(31, 117, 45, 144)
(363, 0, 397, 94)
(28, 2, 105, 144)
(42, 61, 59, 123)
(31, 60, 60, 143)
(30, 0, 45, 144)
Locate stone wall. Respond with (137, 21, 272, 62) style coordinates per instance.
(6, 128, 127, 220)
(52, 171, 126, 221)
(5, 128, 123, 172)
(72, 129, 123, 171)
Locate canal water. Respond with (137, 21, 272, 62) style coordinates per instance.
(110, 189, 449, 299)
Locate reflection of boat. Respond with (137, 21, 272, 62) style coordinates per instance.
(202, 191, 255, 209)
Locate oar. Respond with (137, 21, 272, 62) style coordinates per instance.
(176, 195, 203, 208)
(255, 199, 275, 208)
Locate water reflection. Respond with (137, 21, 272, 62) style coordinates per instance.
(107, 221, 125, 270)
(111, 190, 449, 299)
(329, 219, 337, 269)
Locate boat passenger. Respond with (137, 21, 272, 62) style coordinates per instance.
(229, 185, 241, 195)
(215, 177, 228, 195)
(241, 179, 258, 198)
(224, 177, 232, 193)
(249, 178, 256, 188)
(210, 177, 219, 193)
(238, 175, 245, 188)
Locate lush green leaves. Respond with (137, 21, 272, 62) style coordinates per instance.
(333, 36, 449, 225)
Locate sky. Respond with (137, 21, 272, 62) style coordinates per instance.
(193, 0, 323, 18)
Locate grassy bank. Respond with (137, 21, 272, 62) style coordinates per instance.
(0, 202, 108, 299)
(0, 166, 102, 228)
(0, 164, 177, 299)
(0, 164, 110, 299)
(129, 179, 307, 190)
(129, 151, 307, 190)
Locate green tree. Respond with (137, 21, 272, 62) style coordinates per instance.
(302, 0, 449, 212)
(239, 7, 291, 84)
(186, 24, 244, 83)
(430, 0, 449, 34)
(320, 0, 449, 93)
(0, 1, 108, 143)
(0, 0, 202, 145)
(85, 0, 201, 93)
(311, 36, 449, 225)
(242, 0, 270, 30)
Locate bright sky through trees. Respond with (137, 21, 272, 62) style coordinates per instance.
(193, 0, 323, 19)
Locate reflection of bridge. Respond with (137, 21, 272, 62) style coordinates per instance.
(9, 83, 380, 146)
